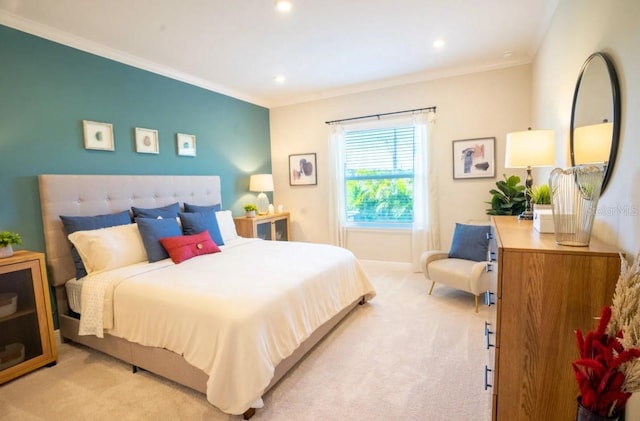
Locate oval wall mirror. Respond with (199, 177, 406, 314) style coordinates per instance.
(570, 52, 621, 193)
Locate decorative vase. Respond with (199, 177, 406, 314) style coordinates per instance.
(0, 245, 13, 258)
(245, 211, 256, 218)
(549, 165, 604, 246)
(576, 398, 619, 421)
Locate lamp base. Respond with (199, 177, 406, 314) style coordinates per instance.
(518, 210, 534, 220)
(256, 192, 269, 215)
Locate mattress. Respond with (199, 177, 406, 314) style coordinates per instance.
(77, 238, 375, 415)
(65, 277, 83, 313)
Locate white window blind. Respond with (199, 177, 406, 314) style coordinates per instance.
(344, 125, 415, 224)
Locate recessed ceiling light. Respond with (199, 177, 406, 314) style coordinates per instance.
(274, 75, 286, 84)
(433, 39, 445, 48)
(275, 0, 292, 13)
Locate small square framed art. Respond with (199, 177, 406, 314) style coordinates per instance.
(135, 127, 159, 154)
(176, 133, 196, 157)
(83, 120, 114, 151)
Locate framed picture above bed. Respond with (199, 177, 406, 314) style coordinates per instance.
(176, 133, 196, 157)
(82, 120, 114, 151)
(135, 127, 159, 154)
(452, 137, 496, 179)
(289, 153, 317, 186)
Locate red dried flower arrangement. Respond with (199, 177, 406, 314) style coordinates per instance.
(573, 305, 640, 417)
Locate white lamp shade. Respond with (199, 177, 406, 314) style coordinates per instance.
(573, 122, 612, 164)
(505, 129, 556, 168)
(249, 174, 274, 193)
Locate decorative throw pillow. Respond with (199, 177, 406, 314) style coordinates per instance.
(136, 217, 182, 262)
(215, 210, 239, 243)
(179, 211, 225, 246)
(160, 230, 221, 264)
(67, 223, 147, 274)
(183, 202, 222, 213)
(131, 202, 180, 219)
(448, 223, 491, 262)
(60, 210, 132, 279)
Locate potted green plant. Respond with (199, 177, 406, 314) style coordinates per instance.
(485, 174, 526, 216)
(0, 231, 21, 258)
(529, 183, 551, 211)
(243, 204, 258, 218)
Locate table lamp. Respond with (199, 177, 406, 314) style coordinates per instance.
(505, 128, 556, 220)
(573, 121, 613, 165)
(249, 174, 274, 215)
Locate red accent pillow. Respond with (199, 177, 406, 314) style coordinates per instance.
(159, 230, 221, 264)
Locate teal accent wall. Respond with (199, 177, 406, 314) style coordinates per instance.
(0, 25, 272, 253)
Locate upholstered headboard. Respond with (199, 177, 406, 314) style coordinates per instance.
(38, 174, 221, 288)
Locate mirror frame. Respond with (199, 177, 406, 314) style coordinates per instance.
(570, 52, 621, 193)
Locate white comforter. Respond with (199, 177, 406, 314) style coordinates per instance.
(78, 238, 375, 415)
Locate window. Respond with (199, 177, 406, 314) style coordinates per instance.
(344, 124, 415, 225)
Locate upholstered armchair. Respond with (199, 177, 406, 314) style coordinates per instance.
(420, 223, 495, 312)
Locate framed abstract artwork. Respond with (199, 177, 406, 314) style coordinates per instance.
(289, 153, 317, 186)
(135, 127, 159, 154)
(452, 137, 496, 179)
(83, 120, 114, 151)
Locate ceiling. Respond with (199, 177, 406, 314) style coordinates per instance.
(0, 0, 558, 108)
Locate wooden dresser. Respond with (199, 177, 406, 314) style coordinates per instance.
(487, 216, 620, 421)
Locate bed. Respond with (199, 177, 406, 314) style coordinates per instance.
(38, 174, 375, 418)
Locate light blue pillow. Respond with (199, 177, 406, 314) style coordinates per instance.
(448, 223, 491, 262)
(179, 211, 225, 246)
(60, 210, 132, 279)
(131, 202, 179, 219)
(136, 217, 182, 262)
(183, 202, 221, 213)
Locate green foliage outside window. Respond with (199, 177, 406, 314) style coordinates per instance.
(346, 170, 413, 223)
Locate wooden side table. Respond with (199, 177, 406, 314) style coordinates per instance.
(233, 212, 290, 241)
(0, 250, 57, 385)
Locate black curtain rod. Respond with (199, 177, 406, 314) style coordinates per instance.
(325, 106, 436, 125)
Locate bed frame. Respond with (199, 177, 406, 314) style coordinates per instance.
(38, 174, 363, 419)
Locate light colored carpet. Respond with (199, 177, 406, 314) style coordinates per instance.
(0, 260, 492, 421)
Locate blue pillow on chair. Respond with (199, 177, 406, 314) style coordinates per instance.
(136, 217, 182, 262)
(179, 211, 225, 246)
(60, 210, 132, 279)
(448, 223, 491, 262)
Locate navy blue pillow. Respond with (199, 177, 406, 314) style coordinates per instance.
(183, 203, 221, 213)
(131, 202, 179, 219)
(136, 217, 182, 262)
(60, 210, 132, 279)
(179, 211, 225, 246)
(448, 223, 491, 262)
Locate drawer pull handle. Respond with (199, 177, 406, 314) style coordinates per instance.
(484, 321, 493, 336)
(485, 263, 493, 273)
(484, 365, 493, 390)
(486, 232, 493, 240)
(489, 251, 496, 262)
(484, 291, 495, 306)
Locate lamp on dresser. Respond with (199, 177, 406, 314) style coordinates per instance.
(249, 174, 274, 215)
(504, 128, 556, 220)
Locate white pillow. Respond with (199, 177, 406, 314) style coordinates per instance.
(215, 210, 239, 243)
(67, 223, 147, 274)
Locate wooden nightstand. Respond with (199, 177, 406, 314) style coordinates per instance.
(234, 212, 290, 241)
(0, 251, 57, 385)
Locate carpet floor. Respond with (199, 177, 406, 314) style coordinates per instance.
(0, 260, 492, 420)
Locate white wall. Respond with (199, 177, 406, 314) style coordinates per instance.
(532, 0, 640, 255)
(270, 65, 531, 262)
(531, 0, 640, 415)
